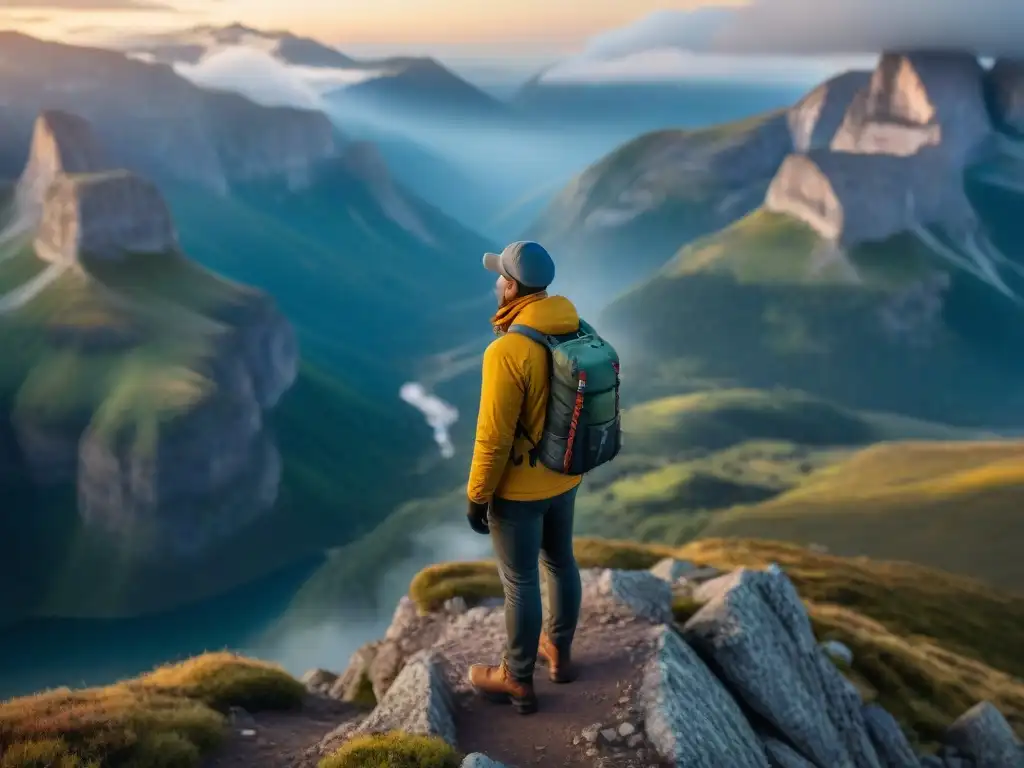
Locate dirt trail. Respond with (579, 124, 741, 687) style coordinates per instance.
(437, 597, 674, 768)
(202, 696, 361, 768)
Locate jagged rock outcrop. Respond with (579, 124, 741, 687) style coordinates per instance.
(989, 59, 1024, 136)
(16, 111, 106, 216)
(35, 171, 178, 264)
(307, 563, 1021, 768)
(832, 52, 991, 164)
(640, 625, 768, 766)
(788, 71, 872, 154)
(341, 141, 435, 245)
(683, 568, 884, 768)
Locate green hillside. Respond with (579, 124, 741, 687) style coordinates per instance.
(701, 441, 1024, 592)
(276, 386, 986, 626)
(527, 110, 786, 300)
(163, 159, 496, 384)
(0, 186, 439, 623)
(603, 207, 1024, 424)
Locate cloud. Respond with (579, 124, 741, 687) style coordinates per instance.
(174, 47, 324, 109)
(541, 48, 860, 85)
(172, 46, 383, 110)
(581, 0, 1024, 60)
(399, 382, 459, 459)
(1, 0, 177, 10)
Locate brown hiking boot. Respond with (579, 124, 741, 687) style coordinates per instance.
(468, 660, 538, 714)
(538, 632, 577, 684)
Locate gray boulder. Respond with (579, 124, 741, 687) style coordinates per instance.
(351, 649, 457, 745)
(329, 641, 379, 703)
(683, 568, 883, 768)
(944, 701, 1024, 768)
(649, 557, 698, 584)
(862, 704, 920, 768)
(595, 568, 674, 624)
(639, 625, 768, 767)
(461, 755, 510, 768)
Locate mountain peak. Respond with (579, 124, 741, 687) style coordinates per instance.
(16, 110, 107, 214)
(832, 51, 991, 162)
(36, 170, 178, 265)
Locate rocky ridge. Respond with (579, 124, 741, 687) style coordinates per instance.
(303, 561, 1023, 768)
(765, 52, 1024, 295)
(2, 110, 298, 559)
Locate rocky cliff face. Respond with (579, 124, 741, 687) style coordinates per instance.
(0, 32, 339, 193)
(766, 50, 1024, 275)
(341, 141, 436, 245)
(35, 172, 179, 264)
(2, 110, 298, 560)
(832, 53, 991, 163)
(15, 110, 107, 216)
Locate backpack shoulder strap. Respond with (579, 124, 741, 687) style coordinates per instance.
(507, 323, 554, 348)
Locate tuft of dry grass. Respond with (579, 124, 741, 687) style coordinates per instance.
(0, 653, 303, 768)
(318, 731, 462, 768)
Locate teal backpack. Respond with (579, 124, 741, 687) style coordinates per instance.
(507, 319, 622, 476)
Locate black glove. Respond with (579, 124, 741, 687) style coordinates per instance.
(467, 499, 490, 535)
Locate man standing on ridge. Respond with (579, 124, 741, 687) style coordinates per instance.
(465, 240, 622, 715)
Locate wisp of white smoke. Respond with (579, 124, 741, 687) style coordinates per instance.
(173, 47, 382, 111)
(399, 382, 459, 459)
(580, 0, 1024, 61)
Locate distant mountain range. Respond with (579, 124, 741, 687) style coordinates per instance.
(528, 51, 1024, 425)
(119, 24, 510, 125)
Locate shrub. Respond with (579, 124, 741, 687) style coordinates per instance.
(140, 652, 305, 712)
(318, 732, 461, 768)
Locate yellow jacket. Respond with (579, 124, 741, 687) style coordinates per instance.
(467, 292, 583, 504)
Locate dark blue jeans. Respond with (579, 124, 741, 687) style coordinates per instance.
(488, 486, 582, 682)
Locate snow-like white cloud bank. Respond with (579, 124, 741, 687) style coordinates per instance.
(172, 46, 383, 110)
(581, 0, 1024, 61)
(541, 48, 870, 85)
(400, 382, 459, 459)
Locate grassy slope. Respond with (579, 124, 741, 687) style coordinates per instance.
(702, 441, 1024, 591)
(604, 208, 1024, 424)
(410, 537, 1024, 748)
(571, 387, 983, 543)
(528, 111, 783, 295)
(0, 653, 304, 768)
